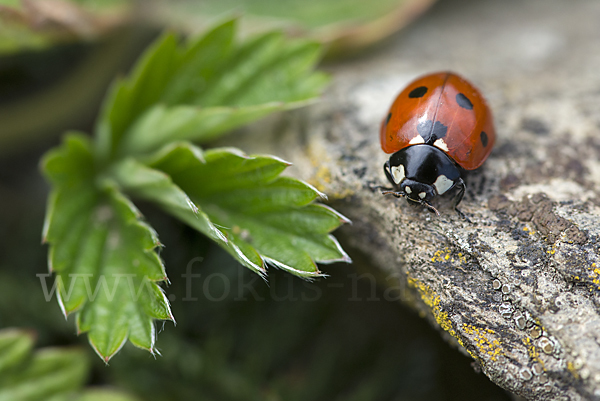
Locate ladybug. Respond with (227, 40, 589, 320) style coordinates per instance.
(379, 71, 495, 217)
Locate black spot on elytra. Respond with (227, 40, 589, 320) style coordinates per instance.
(480, 131, 489, 147)
(386, 113, 392, 125)
(417, 120, 448, 144)
(456, 93, 473, 110)
(408, 86, 428, 98)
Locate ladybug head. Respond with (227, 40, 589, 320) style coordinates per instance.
(382, 170, 439, 215)
(382, 144, 463, 215)
(399, 178, 436, 203)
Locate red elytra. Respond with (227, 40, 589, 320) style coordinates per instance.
(380, 71, 495, 170)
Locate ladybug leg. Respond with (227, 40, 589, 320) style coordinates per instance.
(453, 178, 472, 222)
(454, 178, 466, 206)
(455, 207, 471, 222)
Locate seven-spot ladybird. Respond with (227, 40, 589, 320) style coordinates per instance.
(379, 71, 495, 217)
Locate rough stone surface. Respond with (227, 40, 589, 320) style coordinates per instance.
(229, 0, 600, 399)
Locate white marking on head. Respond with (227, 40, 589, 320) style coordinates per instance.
(433, 175, 454, 195)
(419, 192, 426, 199)
(405, 186, 412, 194)
(391, 165, 405, 184)
(433, 138, 449, 152)
(409, 135, 425, 145)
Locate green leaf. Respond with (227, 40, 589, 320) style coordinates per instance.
(108, 151, 227, 245)
(135, 143, 350, 278)
(0, 329, 89, 401)
(0, 329, 138, 401)
(0, 329, 35, 375)
(96, 18, 328, 157)
(41, 19, 347, 362)
(76, 389, 141, 401)
(157, 0, 437, 58)
(190, 31, 327, 107)
(41, 135, 173, 362)
(165, 0, 421, 29)
(161, 18, 237, 106)
(96, 33, 181, 160)
(120, 103, 283, 155)
(110, 146, 265, 276)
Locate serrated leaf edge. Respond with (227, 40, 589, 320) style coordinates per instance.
(229, 241, 266, 278)
(41, 190, 58, 245)
(301, 179, 327, 200)
(314, 203, 352, 225)
(89, 333, 128, 365)
(263, 257, 324, 280)
(316, 234, 352, 264)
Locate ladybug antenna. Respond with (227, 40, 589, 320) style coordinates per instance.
(380, 189, 406, 199)
(421, 201, 440, 216)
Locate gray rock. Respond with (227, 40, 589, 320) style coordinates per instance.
(232, 0, 600, 399)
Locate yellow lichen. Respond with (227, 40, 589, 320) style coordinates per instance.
(588, 264, 600, 290)
(313, 165, 332, 188)
(431, 248, 467, 264)
(305, 143, 355, 199)
(407, 277, 455, 335)
(567, 361, 580, 380)
(407, 276, 475, 360)
(308, 163, 331, 194)
(407, 274, 510, 364)
(462, 323, 504, 362)
(523, 337, 544, 369)
(306, 164, 355, 199)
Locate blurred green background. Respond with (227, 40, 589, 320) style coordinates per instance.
(0, 0, 511, 399)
